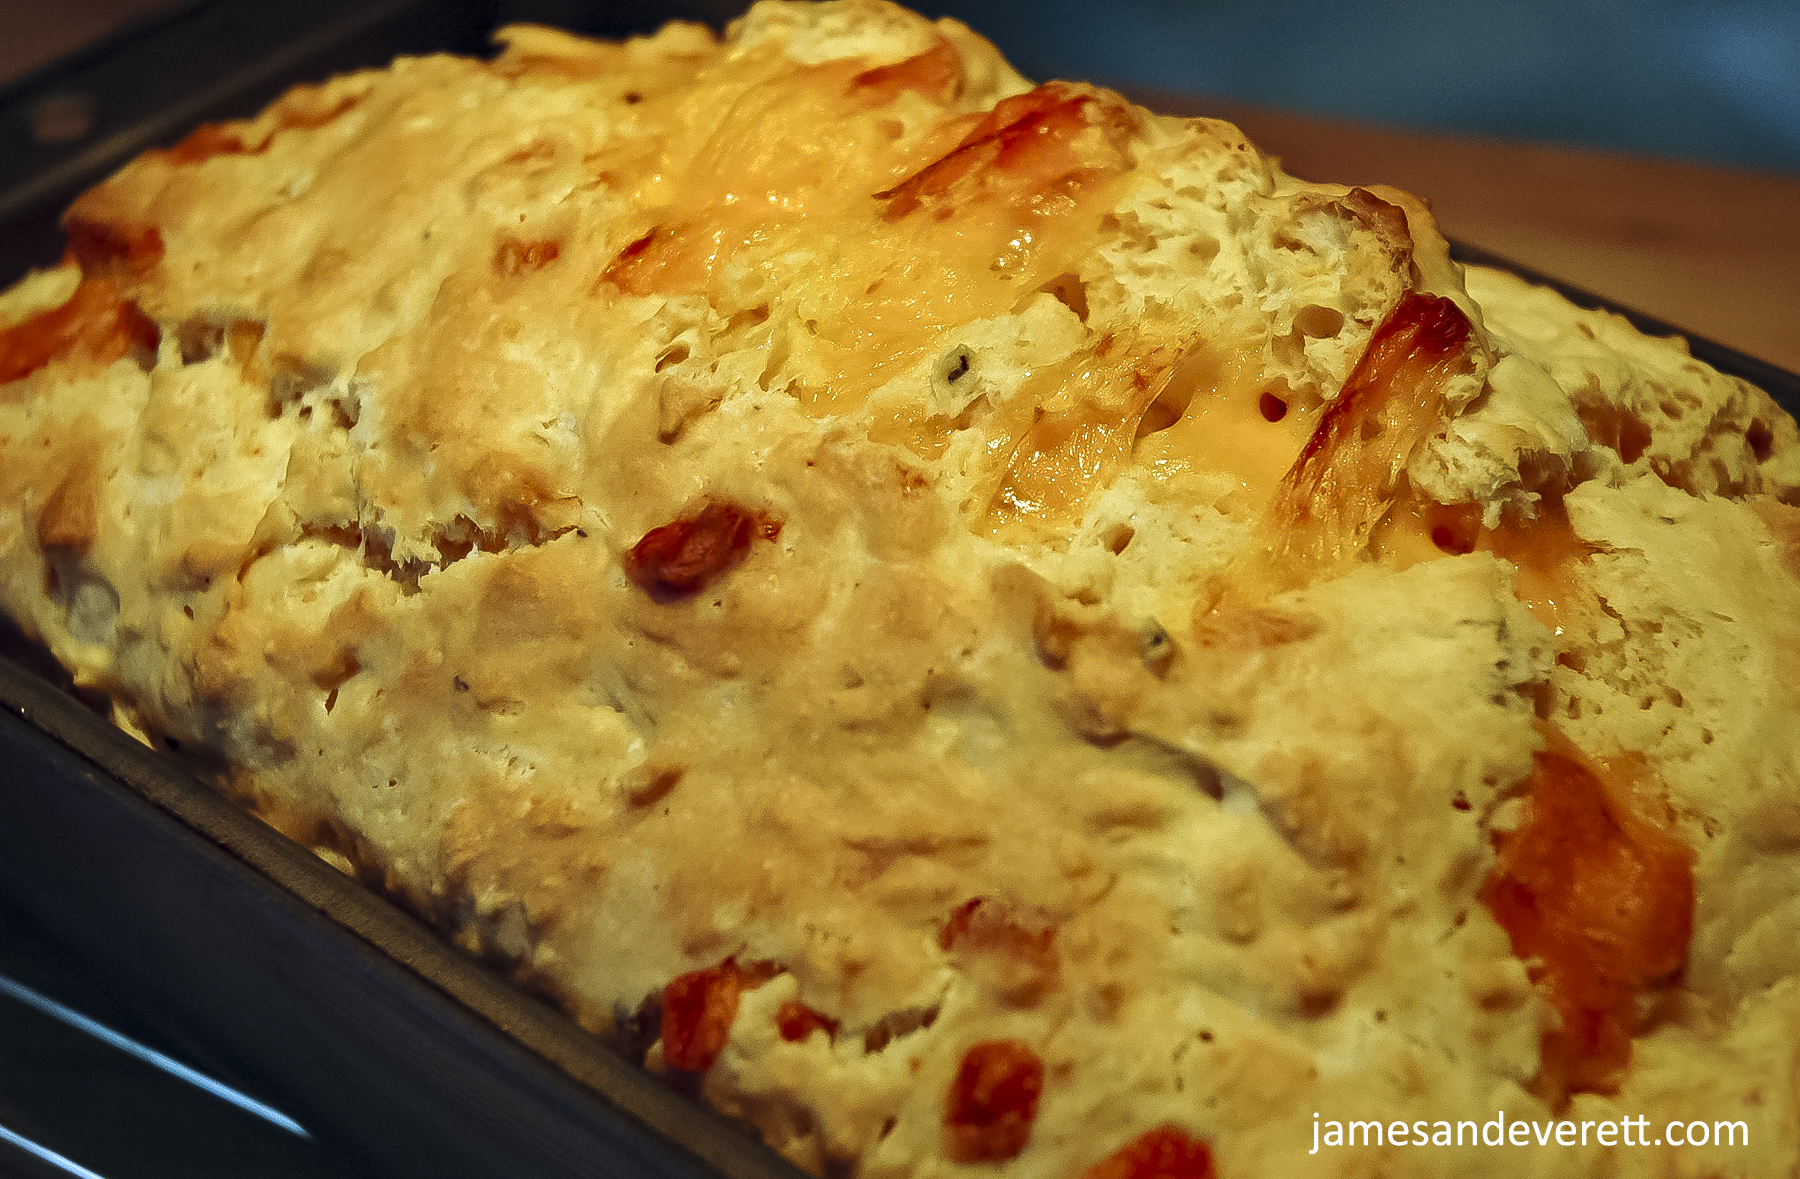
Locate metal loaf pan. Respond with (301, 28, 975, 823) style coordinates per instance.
(2, 5, 1798, 1177)
(0, 632, 808, 1179)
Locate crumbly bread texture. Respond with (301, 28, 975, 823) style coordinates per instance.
(3, 3, 1799, 1175)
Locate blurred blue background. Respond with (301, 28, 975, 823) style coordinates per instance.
(922, 0, 1800, 174)
(6, 0, 1800, 175)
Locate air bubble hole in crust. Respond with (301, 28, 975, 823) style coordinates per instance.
(1293, 303, 1344, 339)
(178, 315, 264, 369)
(1748, 419, 1774, 463)
(268, 355, 333, 419)
(862, 1004, 939, 1054)
(1134, 393, 1183, 439)
(1577, 402, 1653, 465)
(1187, 233, 1220, 264)
(177, 318, 226, 365)
(725, 304, 769, 333)
(1618, 417, 1652, 464)
(1038, 273, 1089, 322)
(1103, 522, 1134, 554)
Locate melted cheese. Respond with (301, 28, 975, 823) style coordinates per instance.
(591, 43, 1139, 417)
(987, 337, 1314, 531)
(1132, 342, 1314, 509)
(1376, 498, 1590, 638)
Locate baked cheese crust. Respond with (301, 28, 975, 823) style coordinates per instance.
(2, 3, 1798, 1174)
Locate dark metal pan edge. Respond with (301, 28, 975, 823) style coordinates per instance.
(1447, 239, 1800, 419)
(0, 648, 809, 1179)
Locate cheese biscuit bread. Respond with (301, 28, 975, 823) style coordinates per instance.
(2, 2, 1797, 1174)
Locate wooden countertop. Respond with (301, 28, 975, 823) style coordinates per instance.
(1136, 91, 1800, 378)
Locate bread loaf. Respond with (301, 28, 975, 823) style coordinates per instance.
(3, 2, 1797, 1174)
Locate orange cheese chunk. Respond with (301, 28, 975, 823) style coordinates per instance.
(661, 957, 781, 1072)
(0, 277, 159, 385)
(1478, 729, 1694, 1099)
(64, 217, 164, 279)
(1378, 498, 1595, 637)
(625, 499, 782, 597)
(1082, 1126, 1217, 1179)
(943, 1039, 1044, 1163)
(775, 999, 839, 1043)
(159, 84, 362, 164)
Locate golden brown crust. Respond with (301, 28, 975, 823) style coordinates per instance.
(2, 2, 1797, 1175)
